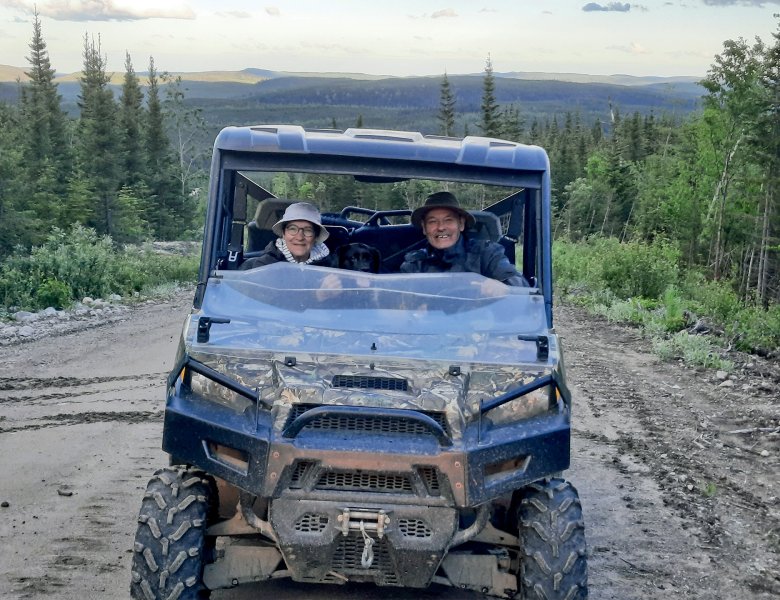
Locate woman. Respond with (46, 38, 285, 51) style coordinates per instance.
(240, 202, 331, 269)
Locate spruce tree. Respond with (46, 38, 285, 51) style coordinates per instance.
(76, 34, 136, 240)
(21, 10, 71, 177)
(480, 55, 501, 137)
(19, 9, 72, 232)
(500, 104, 524, 142)
(143, 57, 180, 239)
(437, 71, 456, 136)
(0, 104, 29, 256)
(119, 52, 145, 188)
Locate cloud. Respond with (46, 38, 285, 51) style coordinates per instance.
(582, 2, 632, 11)
(265, 6, 280, 17)
(702, 1, 780, 5)
(431, 8, 458, 18)
(607, 41, 650, 54)
(2, 0, 196, 21)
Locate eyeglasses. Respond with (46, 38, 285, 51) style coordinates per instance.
(285, 224, 316, 238)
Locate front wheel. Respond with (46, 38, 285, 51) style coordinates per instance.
(515, 478, 588, 599)
(130, 466, 216, 600)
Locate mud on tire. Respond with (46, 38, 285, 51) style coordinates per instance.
(516, 478, 588, 600)
(130, 467, 216, 600)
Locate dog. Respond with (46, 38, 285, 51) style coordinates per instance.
(336, 243, 381, 273)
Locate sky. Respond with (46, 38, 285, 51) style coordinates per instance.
(0, 0, 778, 78)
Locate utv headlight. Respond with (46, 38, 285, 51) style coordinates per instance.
(485, 386, 555, 426)
(186, 369, 255, 414)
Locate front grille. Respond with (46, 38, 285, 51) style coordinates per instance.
(332, 532, 398, 583)
(316, 471, 413, 494)
(417, 467, 441, 496)
(286, 404, 449, 436)
(294, 513, 329, 532)
(289, 461, 315, 488)
(398, 518, 433, 538)
(332, 375, 408, 391)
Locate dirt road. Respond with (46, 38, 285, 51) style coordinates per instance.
(0, 291, 777, 599)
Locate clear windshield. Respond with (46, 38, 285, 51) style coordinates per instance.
(205, 262, 545, 336)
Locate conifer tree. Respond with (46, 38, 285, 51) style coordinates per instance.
(437, 71, 456, 136)
(119, 52, 145, 188)
(500, 104, 523, 141)
(0, 104, 29, 256)
(19, 9, 72, 232)
(480, 55, 501, 137)
(20, 10, 70, 178)
(143, 57, 180, 239)
(76, 34, 121, 237)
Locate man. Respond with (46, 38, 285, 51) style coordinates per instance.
(400, 191, 527, 286)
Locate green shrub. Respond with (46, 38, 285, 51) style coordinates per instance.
(680, 271, 741, 323)
(657, 286, 687, 332)
(29, 225, 117, 300)
(35, 278, 72, 310)
(652, 331, 733, 371)
(595, 238, 680, 300)
(0, 225, 199, 312)
(732, 304, 780, 355)
(596, 298, 648, 326)
(554, 237, 680, 301)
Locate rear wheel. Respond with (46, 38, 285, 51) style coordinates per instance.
(515, 478, 588, 599)
(130, 466, 216, 600)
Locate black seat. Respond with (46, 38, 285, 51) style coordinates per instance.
(468, 211, 502, 242)
(246, 198, 295, 253)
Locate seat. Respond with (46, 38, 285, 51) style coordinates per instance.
(468, 211, 502, 242)
(246, 198, 295, 252)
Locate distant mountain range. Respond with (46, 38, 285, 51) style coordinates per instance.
(0, 64, 705, 134)
(0, 63, 701, 87)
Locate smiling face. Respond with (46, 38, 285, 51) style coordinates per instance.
(423, 208, 465, 250)
(282, 219, 317, 261)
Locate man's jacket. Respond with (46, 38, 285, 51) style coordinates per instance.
(400, 236, 527, 286)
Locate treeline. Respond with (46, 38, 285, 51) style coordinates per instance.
(0, 12, 204, 259)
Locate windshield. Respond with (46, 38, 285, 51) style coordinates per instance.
(204, 263, 545, 336)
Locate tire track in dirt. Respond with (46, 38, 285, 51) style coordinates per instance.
(0, 410, 164, 433)
(0, 374, 165, 391)
(559, 304, 780, 598)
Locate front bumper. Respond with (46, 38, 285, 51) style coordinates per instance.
(162, 384, 570, 508)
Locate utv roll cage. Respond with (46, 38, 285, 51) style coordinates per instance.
(196, 125, 554, 325)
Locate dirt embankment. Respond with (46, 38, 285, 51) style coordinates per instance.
(0, 291, 777, 599)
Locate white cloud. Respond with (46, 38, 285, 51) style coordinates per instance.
(607, 41, 650, 54)
(2, 0, 195, 22)
(431, 8, 458, 18)
(265, 6, 280, 17)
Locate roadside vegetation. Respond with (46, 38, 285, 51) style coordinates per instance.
(554, 238, 780, 369)
(0, 225, 198, 317)
(0, 15, 778, 366)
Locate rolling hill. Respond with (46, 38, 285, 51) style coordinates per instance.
(0, 64, 704, 135)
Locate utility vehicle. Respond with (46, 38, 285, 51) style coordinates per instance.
(130, 125, 588, 599)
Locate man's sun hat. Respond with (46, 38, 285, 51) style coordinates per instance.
(272, 201, 329, 243)
(411, 191, 476, 229)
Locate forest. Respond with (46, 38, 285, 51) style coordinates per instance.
(0, 14, 778, 358)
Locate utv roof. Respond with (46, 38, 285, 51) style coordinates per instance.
(213, 125, 550, 185)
